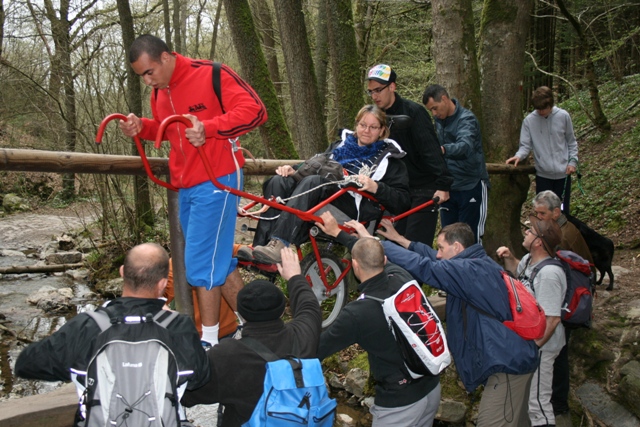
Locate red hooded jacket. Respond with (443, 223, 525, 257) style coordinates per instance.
(138, 54, 267, 188)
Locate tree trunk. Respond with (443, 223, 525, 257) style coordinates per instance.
(222, 0, 297, 159)
(0, 0, 5, 59)
(272, 0, 326, 158)
(42, 0, 82, 201)
(193, 0, 207, 58)
(431, 0, 482, 114)
(172, 0, 182, 53)
(479, 0, 534, 256)
(162, 0, 172, 51)
(326, 0, 363, 130)
(209, 0, 223, 60)
(556, 0, 611, 131)
(251, 0, 284, 99)
(117, 0, 154, 234)
(525, 1, 556, 108)
(314, 0, 329, 117)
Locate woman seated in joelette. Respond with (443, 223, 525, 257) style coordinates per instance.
(240, 104, 411, 264)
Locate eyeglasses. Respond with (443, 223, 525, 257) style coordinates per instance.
(365, 84, 390, 96)
(525, 228, 538, 237)
(357, 122, 382, 132)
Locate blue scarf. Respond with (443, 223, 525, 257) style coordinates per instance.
(331, 133, 388, 175)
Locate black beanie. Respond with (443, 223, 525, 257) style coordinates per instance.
(237, 280, 286, 322)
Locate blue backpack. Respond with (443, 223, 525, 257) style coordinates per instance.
(240, 337, 336, 427)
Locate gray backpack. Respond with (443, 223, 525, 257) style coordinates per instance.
(71, 309, 192, 427)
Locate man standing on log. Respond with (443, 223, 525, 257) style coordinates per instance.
(119, 35, 267, 346)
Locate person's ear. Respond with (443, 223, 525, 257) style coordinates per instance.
(157, 278, 168, 298)
(119, 265, 125, 278)
(552, 208, 562, 220)
(453, 241, 463, 255)
(390, 82, 397, 92)
(383, 255, 387, 266)
(160, 51, 172, 64)
(352, 258, 360, 279)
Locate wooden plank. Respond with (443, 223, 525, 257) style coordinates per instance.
(0, 383, 77, 427)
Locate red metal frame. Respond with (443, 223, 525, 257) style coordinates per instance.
(96, 113, 437, 298)
(95, 114, 179, 192)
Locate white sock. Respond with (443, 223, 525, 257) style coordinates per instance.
(201, 324, 219, 345)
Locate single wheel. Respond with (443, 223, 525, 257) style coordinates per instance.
(300, 250, 349, 329)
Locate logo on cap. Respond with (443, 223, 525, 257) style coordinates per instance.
(368, 64, 392, 82)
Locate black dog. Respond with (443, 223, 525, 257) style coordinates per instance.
(566, 214, 615, 290)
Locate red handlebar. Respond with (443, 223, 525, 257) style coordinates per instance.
(95, 114, 178, 192)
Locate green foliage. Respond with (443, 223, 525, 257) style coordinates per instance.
(561, 75, 640, 237)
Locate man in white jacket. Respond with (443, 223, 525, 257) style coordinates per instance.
(506, 86, 578, 214)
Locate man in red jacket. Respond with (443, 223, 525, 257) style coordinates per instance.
(119, 34, 267, 346)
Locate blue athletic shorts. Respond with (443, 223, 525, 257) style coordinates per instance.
(179, 171, 243, 290)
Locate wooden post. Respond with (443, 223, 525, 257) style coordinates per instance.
(167, 186, 193, 320)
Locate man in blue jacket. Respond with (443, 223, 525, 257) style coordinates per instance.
(423, 85, 489, 243)
(361, 219, 539, 426)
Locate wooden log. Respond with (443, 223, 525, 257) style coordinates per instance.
(0, 383, 77, 427)
(0, 262, 84, 275)
(0, 148, 535, 176)
(0, 148, 169, 176)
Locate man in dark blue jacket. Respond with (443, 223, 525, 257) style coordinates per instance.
(423, 85, 489, 243)
(368, 220, 538, 426)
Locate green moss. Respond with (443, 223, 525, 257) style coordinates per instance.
(439, 364, 468, 401)
(347, 351, 369, 371)
(322, 354, 341, 372)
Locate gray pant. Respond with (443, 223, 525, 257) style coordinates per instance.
(530, 348, 562, 426)
(370, 383, 441, 427)
(477, 372, 533, 427)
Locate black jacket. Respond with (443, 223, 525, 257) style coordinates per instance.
(385, 93, 453, 192)
(327, 135, 411, 219)
(14, 297, 210, 388)
(182, 275, 322, 427)
(318, 270, 439, 408)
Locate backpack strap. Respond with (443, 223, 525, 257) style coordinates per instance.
(85, 310, 112, 332)
(212, 61, 225, 114)
(153, 309, 180, 328)
(239, 337, 280, 363)
(529, 258, 563, 292)
(363, 294, 384, 303)
(240, 337, 305, 387)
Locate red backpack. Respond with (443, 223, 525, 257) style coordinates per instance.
(499, 271, 547, 340)
(465, 270, 546, 340)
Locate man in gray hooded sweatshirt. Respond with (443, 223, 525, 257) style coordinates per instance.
(506, 86, 578, 214)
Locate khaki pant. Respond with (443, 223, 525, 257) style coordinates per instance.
(477, 372, 533, 427)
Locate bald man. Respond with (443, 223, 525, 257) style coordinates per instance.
(15, 243, 210, 425)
